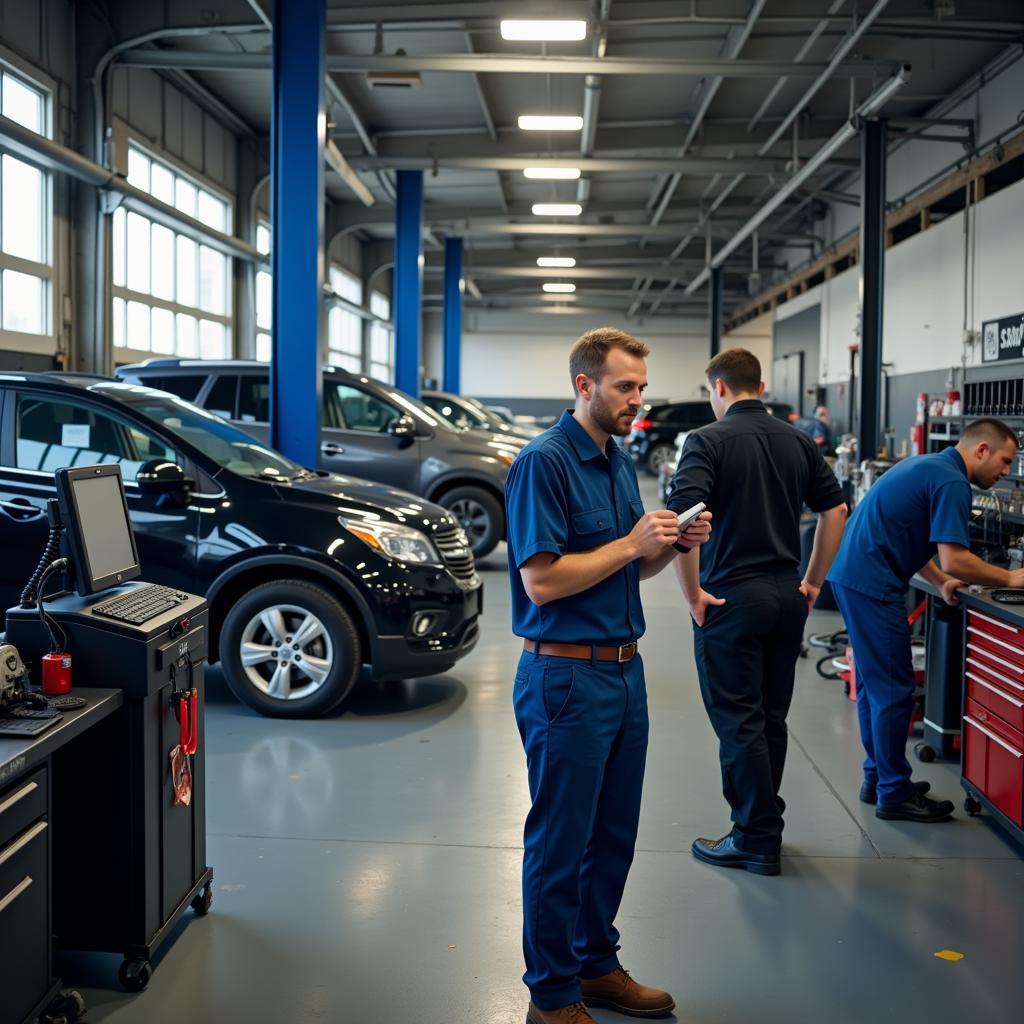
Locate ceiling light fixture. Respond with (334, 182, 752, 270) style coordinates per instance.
(532, 203, 582, 216)
(523, 167, 581, 180)
(518, 115, 584, 131)
(500, 20, 588, 42)
(537, 257, 577, 268)
(543, 283, 576, 294)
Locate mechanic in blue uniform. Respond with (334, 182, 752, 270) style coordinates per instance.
(505, 327, 712, 1024)
(829, 418, 1024, 821)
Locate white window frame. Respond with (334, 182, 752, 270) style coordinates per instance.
(109, 127, 235, 364)
(326, 264, 364, 374)
(0, 50, 56, 356)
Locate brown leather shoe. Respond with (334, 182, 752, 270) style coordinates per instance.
(526, 1002, 597, 1024)
(580, 967, 675, 1018)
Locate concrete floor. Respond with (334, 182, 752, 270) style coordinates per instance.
(60, 477, 1024, 1023)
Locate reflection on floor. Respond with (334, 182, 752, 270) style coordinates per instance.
(60, 478, 1023, 1023)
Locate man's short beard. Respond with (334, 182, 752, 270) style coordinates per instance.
(591, 386, 631, 436)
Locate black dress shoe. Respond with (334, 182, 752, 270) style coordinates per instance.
(860, 779, 931, 805)
(691, 834, 780, 875)
(876, 791, 954, 822)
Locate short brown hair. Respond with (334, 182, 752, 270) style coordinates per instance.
(706, 348, 761, 393)
(569, 327, 650, 393)
(961, 417, 1020, 449)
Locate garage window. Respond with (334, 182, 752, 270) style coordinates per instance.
(255, 222, 271, 361)
(368, 291, 392, 383)
(327, 266, 363, 374)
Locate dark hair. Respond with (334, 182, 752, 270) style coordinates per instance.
(569, 327, 650, 393)
(705, 348, 762, 393)
(961, 417, 1020, 449)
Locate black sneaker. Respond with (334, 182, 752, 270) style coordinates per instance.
(876, 792, 954, 822)
(860, 779, 931, 805)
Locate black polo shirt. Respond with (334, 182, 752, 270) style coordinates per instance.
(667, 399, 844, 588)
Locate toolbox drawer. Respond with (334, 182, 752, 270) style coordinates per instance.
(966, 621, 1024, 670)
(964, 698, 1024, 826)
(967, 610, 1024, 650)
(0, 766, 47, 849)
(965, 641, 1024, 684)
(0, 819, 49, 1024)
(965, 660, 1024, 733)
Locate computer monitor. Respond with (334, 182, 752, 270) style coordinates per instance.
(54, 464, 141, 596)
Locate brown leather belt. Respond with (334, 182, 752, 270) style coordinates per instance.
(523, 639, 638, 663)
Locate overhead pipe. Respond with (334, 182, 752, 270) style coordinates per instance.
(576, 0, 612, 205)
(684, 66, 909, 296)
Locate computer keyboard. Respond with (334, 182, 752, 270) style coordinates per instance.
(0, 714, 63, 737)
(92, 584, 188, 625)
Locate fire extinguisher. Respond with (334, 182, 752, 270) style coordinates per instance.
(910, 391, 928, 456)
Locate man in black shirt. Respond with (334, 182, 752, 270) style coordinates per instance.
(668, 349, 847, 875)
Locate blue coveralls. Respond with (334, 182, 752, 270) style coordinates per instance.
(505, 410, 649, 1012)
(828, 447, 971, 805)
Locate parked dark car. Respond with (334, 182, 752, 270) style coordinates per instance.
(626, 399, 796, 476)
(117, 361, 520, 559)
(0, 374, 481, 718)
(421, 390, 537, 442)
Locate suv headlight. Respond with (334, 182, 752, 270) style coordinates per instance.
(339, 517, 442, 565)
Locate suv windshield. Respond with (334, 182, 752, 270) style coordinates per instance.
(115, 388, 308, 479)
(426, 395, 489, 429)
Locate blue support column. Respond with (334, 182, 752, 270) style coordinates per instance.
(709, 266, 723, 357)
(443, 236, 463, 394)
(269, 0, 325, 466)
(859, 119, 886, 461)
(394, 169, 424, 397)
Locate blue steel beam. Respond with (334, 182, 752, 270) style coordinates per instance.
(394, 169, 424, 397)
(443, 236, 463, 394)
(270, 0, 325, 466)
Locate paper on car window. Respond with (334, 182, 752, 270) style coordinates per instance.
(62, 424, 90, 447)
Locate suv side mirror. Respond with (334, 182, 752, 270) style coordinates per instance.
(387, 414, 417, 446)
(137, 459, 191, 502)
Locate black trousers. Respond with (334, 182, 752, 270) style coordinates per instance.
(692, 574, 809, 854)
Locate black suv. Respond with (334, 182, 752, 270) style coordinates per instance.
(117, 361, 521, 559)
(627, 399, 796, 475)
(0, 374, 481, 718)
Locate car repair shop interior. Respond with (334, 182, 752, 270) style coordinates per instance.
(0, 2, 1023, 1023)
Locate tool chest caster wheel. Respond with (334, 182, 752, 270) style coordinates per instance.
(963, 796, 982, 816)
(191, 882, 213, 916)
(914, 742, 936, 763)
(118, 958, 153, 992)
(41, 989, 86, 1023)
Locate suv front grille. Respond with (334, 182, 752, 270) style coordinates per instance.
(434, 523, 479, 586)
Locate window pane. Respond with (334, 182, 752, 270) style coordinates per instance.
(197, 190, 226, 233)
(370, 363, 391, 383)
(256, 224, 270, 255)
(238, 378, 270, 422)
(151, 224, 175, 300)
(126, 300, 150, 350)
(151, 306, 175, 354)
(205, 376, 237, 418)
(2, 270, 44, 333)
(2, 156, 43, 262)
(176, 313, 198, 357)
(370, 291, 389, 318)
(127, 148, 150, 192)
(112, 296, 126, 347)
(330, 383, 399, 431)
(199, 246, 226, 314)
(199, 319, 227, 359)
(139, 374, 206, 401)
(330, 266, 361, 304)
(176, 236, 197, 306)
(150, 162, 174, 205)
(175, 178, 197, 217)
(112, 206, 126, 288)
(3, 75, 43, 134)
(256, 332, 271, 362)
(256, 270, 272, 330)
(126, 212, 150, 293)
(370, 324, 391, 364)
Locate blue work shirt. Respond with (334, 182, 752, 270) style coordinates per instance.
(505, 409, 646, 644)
(828, 447, 972, 601)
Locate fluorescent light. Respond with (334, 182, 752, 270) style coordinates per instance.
(543, 283, 576, 294)
(523, 167, 581, 180)
(518, 115, 584, 132)
(501, 20, 587, 42)
(532, 203, 582, 216)
(537, 257, 576, 268)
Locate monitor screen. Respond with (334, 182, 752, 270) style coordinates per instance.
(55, 465, 141, 595)
(72, 474, 138, 584)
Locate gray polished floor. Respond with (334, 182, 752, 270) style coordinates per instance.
(63, 477, 1024, 1023)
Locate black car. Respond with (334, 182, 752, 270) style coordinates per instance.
(0, 374, 481, 718)
(627, 399, 796, 476)
(421, 390, 542, 441)
(117, 361, 521, 559)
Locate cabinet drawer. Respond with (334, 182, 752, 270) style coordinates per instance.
(966, 623, 1024, 670)
(0, 766, 46, 849)
(965, 642, 1024, 685)
(965, 665, 1024, 733)
(967, 610, 1024, 650)
(964, 702, 1024, 827)
(0, 819, 48, 1024)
